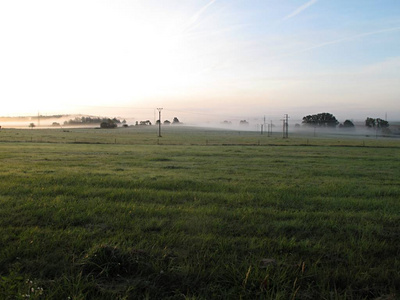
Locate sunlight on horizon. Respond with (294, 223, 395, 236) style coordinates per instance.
(1, 0, 399, 121)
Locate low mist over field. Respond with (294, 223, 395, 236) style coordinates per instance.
(1, 113, 399, 140)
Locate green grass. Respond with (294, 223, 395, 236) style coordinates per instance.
(1, 125, 399, 147)
(0, 128, 399, 299)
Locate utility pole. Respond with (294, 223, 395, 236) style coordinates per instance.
(267, 120, 273, 137)
(157, 108, 163, 137)
(270, 120, 273, 136)
(263, 115, 266, 131)
(282, 114, 289, 138)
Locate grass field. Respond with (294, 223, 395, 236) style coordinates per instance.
(0, 127, 399, 299)
(0, 125, 399, 147)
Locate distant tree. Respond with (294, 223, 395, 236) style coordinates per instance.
(343, 120, 355, 128)
(100, 119, 117, 129)
(122, 124, 128, 128)
(295, 123, 301, 128)
(139, 120, 152, 126)
(365, 117, 376, 128)
(52, 122, 61, 127)
(112, 117, 121, 124)
(239, 120, 249, 125)
(302, 112, 339, 127)
(155, 120, 161, 125)
(365, 117, 389, 129)
(29, 123, 35, 129)
(222, 120, 232, 125)
(376, 118, 389, 128)
(172, 117, 180, 124)
(163, 120, 171, 125)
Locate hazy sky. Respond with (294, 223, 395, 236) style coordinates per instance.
(1, 0, 399, 123)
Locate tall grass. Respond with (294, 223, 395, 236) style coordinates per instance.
(0, 130, 399, 299)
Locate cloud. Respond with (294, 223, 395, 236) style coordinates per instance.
(272, 26, 400, 59)
(282, 0, 318, 21)
(306, 26, 400, 51)
(185, 0, 217, 31)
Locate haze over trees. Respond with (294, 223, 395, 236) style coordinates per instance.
(100, 119, 118, 129)
(172, 117, 181, 124)
(338, 120, 355, 129)
(365, 117, 389, 129)
(64, 116, 122, 126)
(343, 120, 355, 128)
(302, 113, 339, 127)
(138, 120, 152, 126)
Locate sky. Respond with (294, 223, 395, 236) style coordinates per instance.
(1, 0, 399, 124)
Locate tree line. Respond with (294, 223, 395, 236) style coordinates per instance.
(64, 116, 124, 126)
(301, 112, 390, 131)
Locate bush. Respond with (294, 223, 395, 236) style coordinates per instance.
(100, 120, 117, 129)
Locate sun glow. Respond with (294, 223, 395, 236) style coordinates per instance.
(0, 0, 213, 115)
(1, 1, 399, 120)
